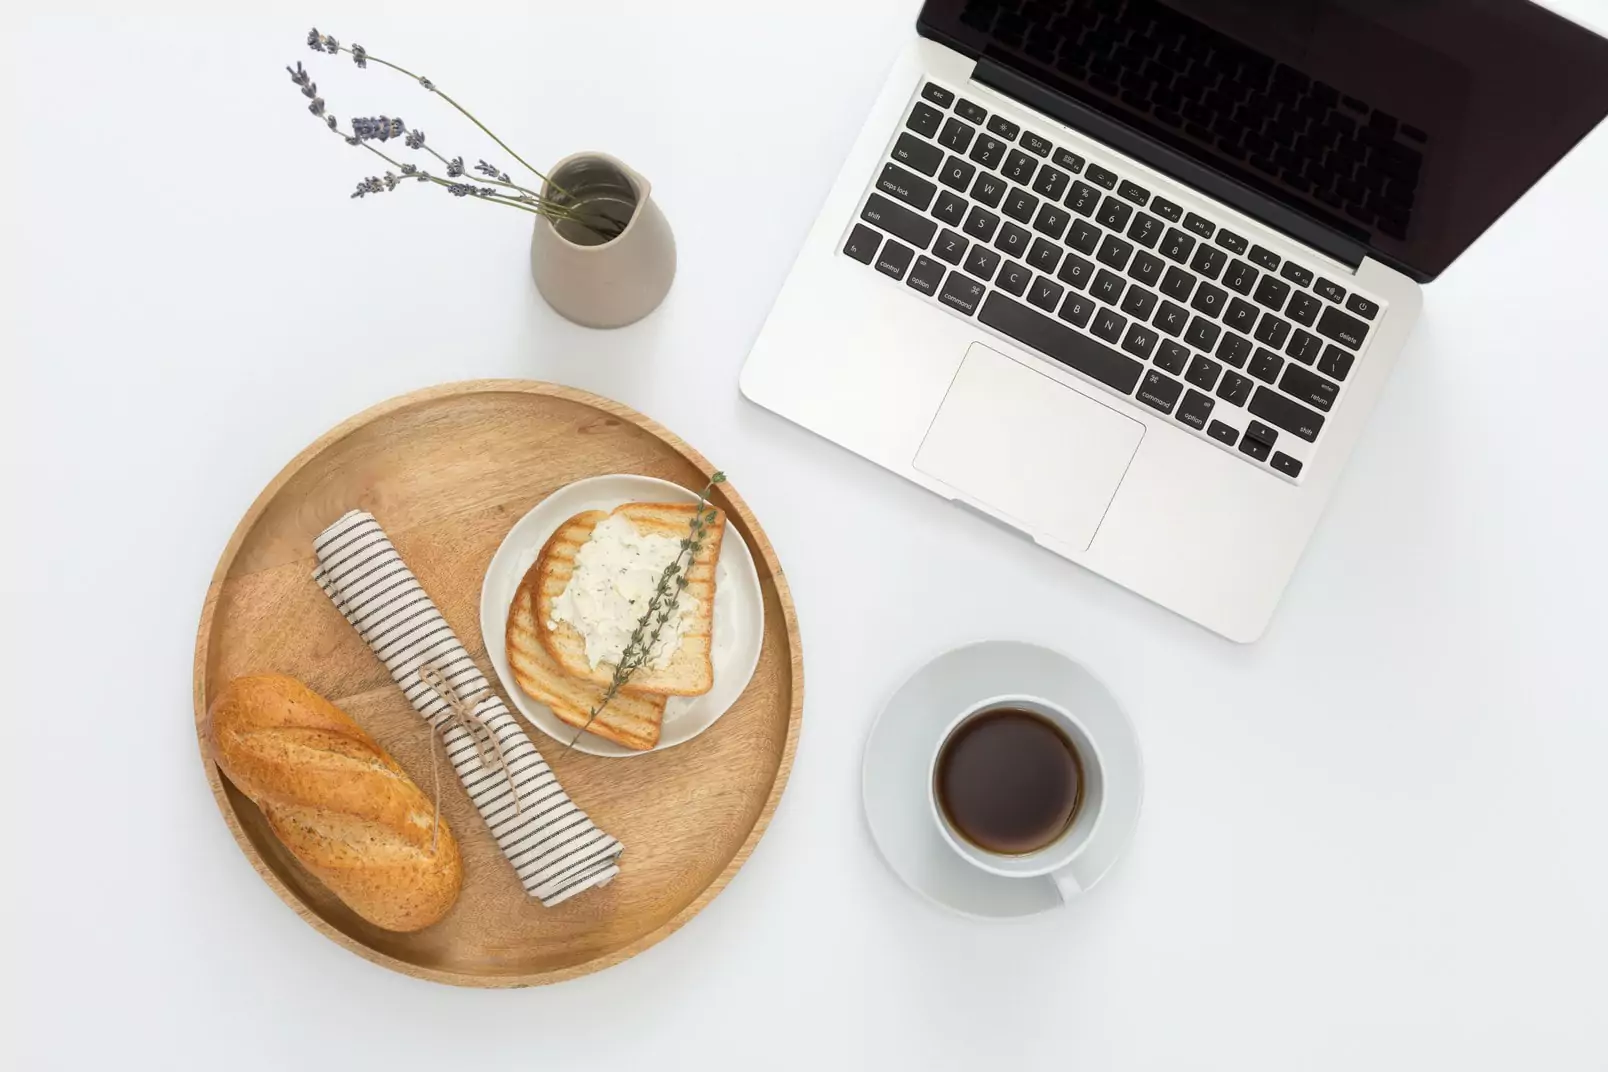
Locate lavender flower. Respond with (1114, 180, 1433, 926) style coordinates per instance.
(445, 156, 465, 178)
(287, 62, 312, 89)
(323, 34, 340, 53)
(383, 172, 400, 191)
(475, 160, 511, 183)
(351, 176, 386, 198)
(307, 28, 323, 51)
(350, 115, 403, 142)
(418, 76, 434, 91)
(404, 128, 425, 150)
(326, 114, 338, 130)
(447, 183, 473, 197)
(400, 162, 417, 175)
(308, 97, 326, 117)
(351, 44, 368, 68)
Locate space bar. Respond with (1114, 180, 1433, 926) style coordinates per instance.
(978, 292, 1144, 395)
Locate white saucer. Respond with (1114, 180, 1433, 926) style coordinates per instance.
(480, 474, 764, 757)
(862, 641, 1144, 919)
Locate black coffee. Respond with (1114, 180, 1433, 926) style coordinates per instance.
(935, 707, 1082, 855)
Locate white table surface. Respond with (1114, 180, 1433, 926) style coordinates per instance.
(6, 4, 1607, 1069)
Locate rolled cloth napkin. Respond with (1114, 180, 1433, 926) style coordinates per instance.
(312, 509, 622, 907)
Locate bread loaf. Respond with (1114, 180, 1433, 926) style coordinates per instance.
(204, 674, 462, 932)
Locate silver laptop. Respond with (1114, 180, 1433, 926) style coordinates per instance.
(742, 0, 1608, 640)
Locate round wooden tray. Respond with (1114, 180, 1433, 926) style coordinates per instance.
(192, 381, 802, 987)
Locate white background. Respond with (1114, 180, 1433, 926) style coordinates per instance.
(4, 3, 1606, 1070)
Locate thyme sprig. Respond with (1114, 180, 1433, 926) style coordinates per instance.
(563, 473, 727, 754)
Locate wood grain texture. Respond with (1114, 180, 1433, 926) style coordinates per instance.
(192, 381, 803, 987)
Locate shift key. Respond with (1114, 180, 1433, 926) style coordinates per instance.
(876, 162, 937, 212)
(861, 192, 937, 249)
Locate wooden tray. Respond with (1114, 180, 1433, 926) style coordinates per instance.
(192, 381, 803, 987)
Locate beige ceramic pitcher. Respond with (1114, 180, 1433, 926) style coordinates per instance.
(529, 152, 676, 329)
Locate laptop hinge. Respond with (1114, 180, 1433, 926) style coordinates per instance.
(973, 57, 1367, 272)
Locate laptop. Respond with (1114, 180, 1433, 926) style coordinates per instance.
(741, 0, 1608, 641)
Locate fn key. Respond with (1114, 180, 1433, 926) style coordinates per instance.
(843, 224, 880, 264)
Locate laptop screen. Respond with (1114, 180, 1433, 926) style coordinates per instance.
(918, 0, 1608, 280)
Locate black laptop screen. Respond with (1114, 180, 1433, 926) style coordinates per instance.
(918, 0, 1608, 280)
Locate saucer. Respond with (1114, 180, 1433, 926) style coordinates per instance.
(481, 474, 765, 757)
(862, 641, 1143, 919)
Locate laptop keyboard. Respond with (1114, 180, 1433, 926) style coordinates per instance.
(842, 80, 1385, 482)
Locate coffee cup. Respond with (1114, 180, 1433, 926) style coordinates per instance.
(928, 695, 1106, 902)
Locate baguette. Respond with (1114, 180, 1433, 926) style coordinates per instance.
(204, 674, 462, 932)
(505, 560, 666, 751)
(535, 502, 724, 697)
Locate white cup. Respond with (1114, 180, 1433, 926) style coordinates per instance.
(928, 695, 1106, 903)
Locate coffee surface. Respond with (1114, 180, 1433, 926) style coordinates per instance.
(935, 708, 1082, 856)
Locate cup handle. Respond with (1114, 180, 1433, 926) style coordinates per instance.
(1050, 863, 1084, 904)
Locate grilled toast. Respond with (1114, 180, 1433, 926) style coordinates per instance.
(505, 557, 666, 751)
(535, 502, 724, 697)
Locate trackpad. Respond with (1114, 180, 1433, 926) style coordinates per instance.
(915, 344, 1144, 552)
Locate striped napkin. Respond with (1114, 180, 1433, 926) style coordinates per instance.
(311, 509, 623, 907)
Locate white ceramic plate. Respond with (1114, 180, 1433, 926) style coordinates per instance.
(862, 641, 1144, 920)
(481, 474, 765, 757)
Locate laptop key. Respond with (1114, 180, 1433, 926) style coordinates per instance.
(861, 194, 937, 249)
(964, 243, 1001, 281)
(1249, 346, 1284, 383)
(1238, 433, 1271, 462)
(1254, 275, 1291, 311)
(1217, 370, 1253, 406)
(971, 172, 1007, 208)
(1097, 196, 1134, 230)
(1028, 275, 1064, 312)
(921, 82, 954, 108)
(1058, 292, 1096, 328)
(843, 223, 880, 264)
(1066, 218, 1101, 254)
(1137, 369, 1184, 414)
(939, 117, 975, 154)
(933, 228, 968, 265)
(906, 254, 946, 295)
(1058, 253, 1095, 289)
(877, 162, 937, 212)
(978, 292, 1144, 393)
(1224, 259, 1258, 294)
(934, 189, 968, 226)
(1033, 203, 1070, 240)
(987, 114, 1020, 140)
(1003, 149, 1038, 185)
(1280, 261, 1314, 287)
(1316, 305, 1368, 349)
(1185, 316, 1221, 351)
(1177, 389, 1216, 430)
(1246, 420, 1280, 449)
(1128, 212, 1165, 249)
(1270, 451, 1303, 478)
(1053, 147, 1085, 173)
(1183, 212, 1216, 238)
(1122, 322, 1159, 359)
(1155, 340, 1190, 375)
(969, 134, 1007, 169)
(907, 102, 943, 138)
(1118, 180, 1150, 205)
(1020, 131, 1053, 157)
(1121, 286, 1158, 322)
(1287, 329, 1323, 365)
(1248, 244, 1281, 271)
(1346, 293, 1380, 320)
(955, 98, 988, 124)
(963, 205, 1000, 243)
(1186, 353, 1223, 391)
(939, 155, 976, 192)
(1318, 343, 1355, 381)
(1092, 268, 1126, 305)
(1097, 234, 1134, 270)
(875, 239, 914, 280)
(1155, 301, 1189, 337)
(1190, 244, 1227, 280)
(1254, 312, 1291, 349)
(995, 221, 1031, 258)
(1086, 163, 1119, 189)
(1250, 386, 1325, 441)
(1314, 277, 1347, 304)
(1128, 250, 1165, 288)
(939, 270, 986, 315)
(1218, 333, 1252, 368)
(1004, 188, 1039, 223)
(1091, 306, 1128, 344)
(1151, 197, 1184, 222)
(892, 134, 944, 177)
(1066, 181, 1101, 216)
(1032, 165, 1069, 201)
(1027, 237, 1062, 273)
(1161, 265, 1197, 302)
(1160, 227, 1196, 263)
(1280, 363, 1340, 411)
(1208, 419, 1240, 445)
(1190, 281, 1227, 318)
(1225, 297, 1260, 334)
(1215, 229, 1249, 255)
(1286, 291, 1322, 328)
(996, 259, 1031, 296)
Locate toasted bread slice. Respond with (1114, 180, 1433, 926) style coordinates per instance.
(505, 557, 665, 751)
(535, 502, 724, 697)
